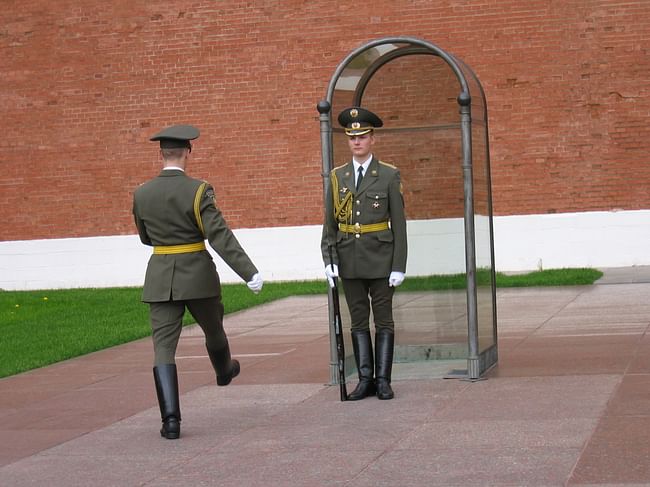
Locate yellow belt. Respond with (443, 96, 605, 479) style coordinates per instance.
(153, 242, 206, 255)
(338, 221, 389, 234)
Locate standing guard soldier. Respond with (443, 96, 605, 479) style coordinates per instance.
(133, 124, 263, 439)
(321, 107, 407, 400)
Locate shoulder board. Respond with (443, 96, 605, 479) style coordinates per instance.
(333, 163, 348, 172)
(378, 160, 397, 170)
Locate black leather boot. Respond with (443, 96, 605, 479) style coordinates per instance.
(347, 330, 376, 401)
(375, 330, 395, 400)
(153, 364, 181, 439)
(207, 343, 240, 386)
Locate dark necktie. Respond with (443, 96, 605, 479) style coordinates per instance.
(356, 166, 364, 191)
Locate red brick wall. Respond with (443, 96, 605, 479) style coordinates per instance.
(1, 0, 649, 241)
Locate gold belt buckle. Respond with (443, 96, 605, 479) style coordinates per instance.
(354, 222, 361, 233)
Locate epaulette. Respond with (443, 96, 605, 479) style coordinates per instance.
(378, 160, 397, 170)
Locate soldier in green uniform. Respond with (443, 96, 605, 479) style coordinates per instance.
(133, 124, 263, 439)
(321, 107, 407, 401)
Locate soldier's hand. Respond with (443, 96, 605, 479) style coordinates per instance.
(247, 273, 263, 294)
(389, 271, 405, 287)
(324, 264, 339, 288)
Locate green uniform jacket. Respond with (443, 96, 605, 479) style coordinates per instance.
(133, 169, 258, 303)
(321, 157, 407, 279)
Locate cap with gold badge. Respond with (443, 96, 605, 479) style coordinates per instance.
(150, 124, 200, 151)
(337, 107, 383, 136)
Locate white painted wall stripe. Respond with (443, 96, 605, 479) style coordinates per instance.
(1, 210, 649, 290)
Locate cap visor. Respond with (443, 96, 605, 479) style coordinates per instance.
(345, 128, 373, 136)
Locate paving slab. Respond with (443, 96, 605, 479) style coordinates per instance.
(1, 268, 650, 486)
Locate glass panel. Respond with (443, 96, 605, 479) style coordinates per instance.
(473, 131, 496, 354)
(334, 43, 406, 95)
(331, 49, 469, 371)
(459, 60, 496, 356)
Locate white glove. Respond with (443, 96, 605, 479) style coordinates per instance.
(324, 264, 339, 288)
(388, 271, 405, 287)
(246, 273, 263, 294)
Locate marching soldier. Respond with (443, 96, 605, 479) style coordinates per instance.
(133, 124, 263, 439)
(321, 107, 407, 400)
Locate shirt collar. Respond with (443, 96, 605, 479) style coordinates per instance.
(162, 166, 184, 172)
(352, 154, 373, 174)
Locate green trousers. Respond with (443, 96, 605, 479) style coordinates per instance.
(341, 277, 395, 333)
(149, 296, 228, 365)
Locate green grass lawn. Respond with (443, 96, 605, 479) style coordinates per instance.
(0, 268, 602, 379)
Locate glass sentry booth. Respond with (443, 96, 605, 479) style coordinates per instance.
(318, 37, 497, 382)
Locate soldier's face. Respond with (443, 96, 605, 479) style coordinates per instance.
(347, 133, 374, 161)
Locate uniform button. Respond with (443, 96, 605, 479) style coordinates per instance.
(355, 234, 360, 239)
(356, 211, 360, 216)
(356, 200, 361, 205)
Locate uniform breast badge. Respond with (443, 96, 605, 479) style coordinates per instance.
(373, 201, 381, 209)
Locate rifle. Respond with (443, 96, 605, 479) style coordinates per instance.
(328, 245, 348, 401)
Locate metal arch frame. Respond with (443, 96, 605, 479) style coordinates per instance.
(453, 56, 499, 369)
(324, 37, 469, 101)
(354, 46, 445, 108)
(354, 45, 498, 365)
(318, 36, 496, 381)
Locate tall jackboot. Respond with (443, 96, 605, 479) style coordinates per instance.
(207, 343, 240, 386)
(347, 330, 376, 401)
(375, 330, 395, 400)
(153, 364, 181, 439)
